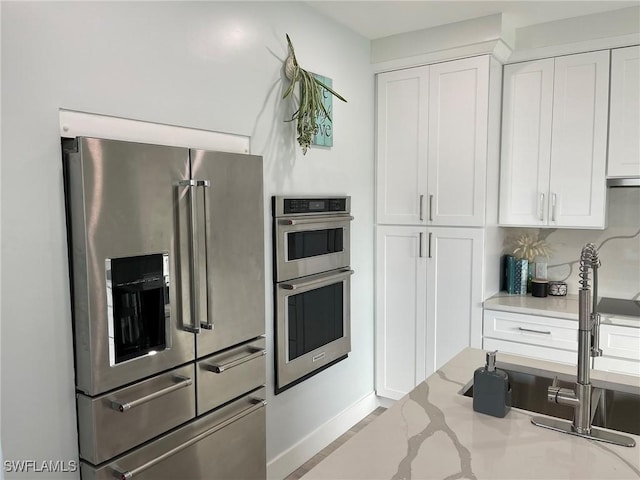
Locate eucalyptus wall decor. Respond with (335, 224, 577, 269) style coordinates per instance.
(283, 34, 347, 155)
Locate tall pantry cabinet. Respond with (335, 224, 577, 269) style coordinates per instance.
(375, 56, 500, 400)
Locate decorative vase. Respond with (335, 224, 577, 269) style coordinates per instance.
(527, 262, 535, 293)
(285, 55, 296, 81)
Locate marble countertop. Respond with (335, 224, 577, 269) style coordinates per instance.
(484, 294, 640, 328)
(302, 348, 640, 480)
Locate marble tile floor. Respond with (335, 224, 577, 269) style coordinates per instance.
(284, 407, 387, 480)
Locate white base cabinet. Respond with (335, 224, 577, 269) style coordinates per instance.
(593, 323, 640, 376)
(375, 226, 483, 400)
(482, 309, 578, 365)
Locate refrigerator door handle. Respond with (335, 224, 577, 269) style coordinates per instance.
(179, 180, 201, 334)
(199, 179, 214, 331)
(112, 398, 267, 480)
(109, 375, 193, 413)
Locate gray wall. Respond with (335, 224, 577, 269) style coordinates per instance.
(0, 2, 374, 477)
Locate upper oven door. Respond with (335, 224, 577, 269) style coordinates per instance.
(275, 214, 352, 282)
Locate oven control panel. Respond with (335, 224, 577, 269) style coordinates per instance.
(274, 196, 350, 216)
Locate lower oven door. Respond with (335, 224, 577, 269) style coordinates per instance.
(275, 268, 353, 393)
(81, 388, 266, 480)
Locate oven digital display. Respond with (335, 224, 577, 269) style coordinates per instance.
(282, 197, 347, 214)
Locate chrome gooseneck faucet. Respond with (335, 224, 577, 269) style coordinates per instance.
(531, 243, 636, 447)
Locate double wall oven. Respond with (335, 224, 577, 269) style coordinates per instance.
(63, 137, 267, 479)
(272, 196, 354, 393)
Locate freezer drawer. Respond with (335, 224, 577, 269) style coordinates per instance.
(196, 337, 266, 415)
(77, 364, 196, 465)
(81, 387, 267, 480)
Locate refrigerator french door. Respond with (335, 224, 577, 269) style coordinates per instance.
(63, 137, 266, 476)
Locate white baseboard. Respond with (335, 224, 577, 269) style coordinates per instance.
(267, 391, 379, 480)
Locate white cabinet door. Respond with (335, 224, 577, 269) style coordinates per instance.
(428, 57, 489, 226)
(499, 59, 554, 226)
(376, 67, 429, 225)
(499, 51, 609, 229)
(375, 225, 427, 400)
(426, 228, 483, 375)
(608, 45, 640, 178)
(375, 226, 484, 398)
(549, 50, 609, 228)
(593, 323, 640, 376)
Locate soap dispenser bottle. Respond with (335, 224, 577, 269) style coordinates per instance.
(473, 351, 511, 418)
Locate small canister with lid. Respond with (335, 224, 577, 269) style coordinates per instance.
(548, 281, 567, 296)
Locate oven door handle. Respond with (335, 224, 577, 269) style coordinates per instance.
(112, 398, 267, 480)
(278, 215, 354, 226)
(279, 268, 354, 291)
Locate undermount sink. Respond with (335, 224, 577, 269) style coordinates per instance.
(461, 367, 640, 437)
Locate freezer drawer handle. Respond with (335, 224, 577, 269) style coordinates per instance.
(112, 398, 267, 480)
(204, 348, 267, 374)
(110, 375, 193, 413)
(279, 215, 354, 226)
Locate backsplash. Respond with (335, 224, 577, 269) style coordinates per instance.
(502, 187, 640, 300)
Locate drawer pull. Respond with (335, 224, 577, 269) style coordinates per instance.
(205, 348, 266, 374)
(113, 398, 267, 480)
(110, 375, 192, 413)
(518, 327, 552, 335)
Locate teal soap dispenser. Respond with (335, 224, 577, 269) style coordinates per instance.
(473, 351, 511, 418)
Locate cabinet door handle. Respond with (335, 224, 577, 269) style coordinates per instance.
(419, 195, 424, 221)
(551, 193, 557, 222)
(539, 193, 545, 222)
(429, 195, 434, 222)
(419, 232, 424, 258)
(428, 232, 433, 258)
(518, 327, 552, 335)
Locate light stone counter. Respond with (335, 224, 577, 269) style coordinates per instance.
(485, 294, 640, 328)
(302, 348, 640, 480)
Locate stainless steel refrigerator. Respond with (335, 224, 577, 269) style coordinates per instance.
(63, 137, 266, 479)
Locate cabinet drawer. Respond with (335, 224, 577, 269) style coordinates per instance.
(594, 357, 640, 376)
(483, 338, 577, 365)
(77, 364, 196, 465)
(483, 310, 578, 352)
(197, 337, 266, 415)
(599, 324, 640, 361)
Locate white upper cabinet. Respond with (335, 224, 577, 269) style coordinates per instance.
(376, 66, 429, 225)
(499, 51, 610, 229)
(376, 56, 489, 226)
(499, 59, 554, 226)
(428, 58, 489, 226)
(608, 45, 640, 178)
